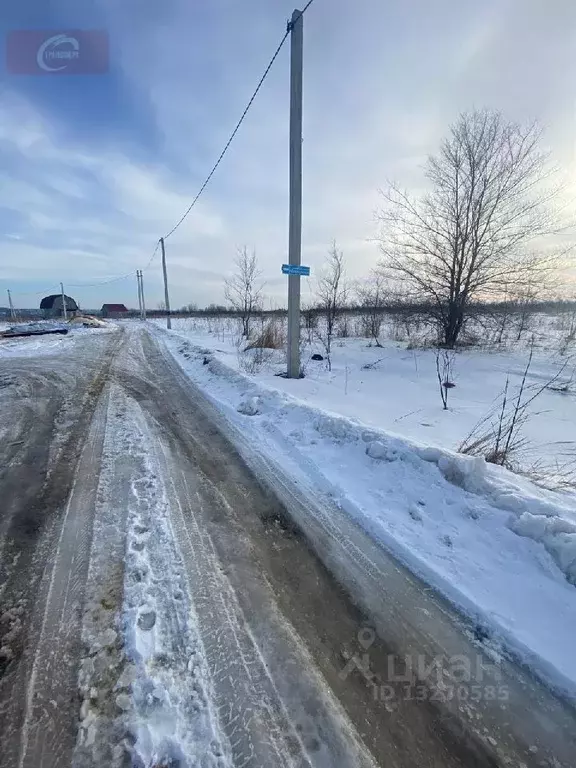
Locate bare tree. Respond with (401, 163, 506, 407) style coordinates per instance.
(316, 242, 347, 370)
(224, 247, 264, 338)
(378, 109, 558, 348)
(357, 271, 387, 347)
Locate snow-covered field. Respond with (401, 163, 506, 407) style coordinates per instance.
(153, 314, 576, 483)
(152, 315, 576, 701)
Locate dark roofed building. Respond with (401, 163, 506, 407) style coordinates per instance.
(40, 294, 78, 319)
(101, 303, 128, 318)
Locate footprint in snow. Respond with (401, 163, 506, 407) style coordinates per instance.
(408, 505, 423, 522)
(115, 693, 131, 712)
(133, 524, 149, 535)
(132, 566, 149, 583)
(137, 608, 157, 631)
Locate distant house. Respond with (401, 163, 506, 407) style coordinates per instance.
(101, 303, 128, 318)
(40, 294, 78, 319)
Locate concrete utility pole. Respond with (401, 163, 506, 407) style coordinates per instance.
(287, 8, 304, 379)
(60, 282, 67, 321)
(136, 270, 143, 319)
(140, 270, 147, 320)
(160, 237, 172, 330)
(7, 289, 16, 321)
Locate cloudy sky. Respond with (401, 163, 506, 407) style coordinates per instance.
(0, 0, 574, 310)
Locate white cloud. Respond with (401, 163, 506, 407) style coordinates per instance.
(0, 92, 230, 306)
(2, 0, 576, 308)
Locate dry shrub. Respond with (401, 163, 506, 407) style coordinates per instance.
(460, 346, 568, 474)
(245, 320, 285, 351)
(521, 454, 576, 492)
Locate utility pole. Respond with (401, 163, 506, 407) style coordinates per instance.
(287, 8, 304, 378)
(140, 270, 147, 320)
(160, 237, 172, 330)
(60, 282, 67, 321)
(136, 270, 143, 319)
(7, 289, 16, 321)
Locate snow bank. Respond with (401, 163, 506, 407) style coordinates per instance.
(175, 335, 576, 584)
(159, 330, 576, 699)
(417, 449, 576, 585)
(511, 513, 576, 585)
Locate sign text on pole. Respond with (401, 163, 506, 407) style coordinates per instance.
(282, 263, 310, 277)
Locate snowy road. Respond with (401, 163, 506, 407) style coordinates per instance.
(0, 326, 575, 767)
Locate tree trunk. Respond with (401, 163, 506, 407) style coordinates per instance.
(444, 304, 463, 348)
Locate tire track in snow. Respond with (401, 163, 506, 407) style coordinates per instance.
(0, 334, 120, 768)
(16, 389, 109, 768)
(156, 446, 308, 768)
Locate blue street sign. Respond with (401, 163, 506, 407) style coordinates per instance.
(282, 264, 310, 277)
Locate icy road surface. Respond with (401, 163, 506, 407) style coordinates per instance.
(0, 325, 574, 768)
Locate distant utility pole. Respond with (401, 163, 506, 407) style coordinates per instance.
(60, 282, 67, 321)
(287, 8, 304, 379)
(160, 237, 172, 330)
(140, 270, 147, 320)
(136, 270, 143, 318)
(7, 289, 16, 321)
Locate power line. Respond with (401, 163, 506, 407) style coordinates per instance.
(11, 242, 157, 298)
(68, 240, 161, 289)
(67, 272, 133, 289)
(162, 31, 291, 241)
(11, 284, 61, 298)
(300, 0, 317, 15)
(163, 1, 317, 242)
(142, 240, 161, 271)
